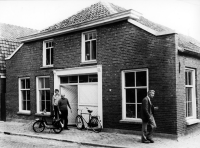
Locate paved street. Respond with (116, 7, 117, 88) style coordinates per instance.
(0, 121, 200, 148)
(0, 133, 101, 148)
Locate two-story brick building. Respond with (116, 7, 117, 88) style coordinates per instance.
(5, 2, 200, 137)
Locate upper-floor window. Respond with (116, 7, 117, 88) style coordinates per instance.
(122, 69, 148, 121)
(43, 40, 54, 66)
(82, 31, 97, 62)
(19, 78, 30, 113)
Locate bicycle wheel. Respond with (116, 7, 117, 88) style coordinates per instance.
(33, 121, 45, 133)
(90, 117, 102, 133)
(75, 116, 84, 130)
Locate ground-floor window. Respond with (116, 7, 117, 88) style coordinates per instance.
(36, 76, 50, 113)
(185, 68, 196, 119)
(19, 78, 30, 113)
(122, 69, 148, 120)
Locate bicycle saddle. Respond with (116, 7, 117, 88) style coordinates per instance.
(87, 110, 93, 113)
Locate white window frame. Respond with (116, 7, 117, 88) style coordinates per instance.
(18, 77, 30, 114)
(121, 69, 148, 122)
(81, 30, 97, 63)
(43, 39, 54, 67)
(185, 68, 196, 120)
(36, 76, 51, 115)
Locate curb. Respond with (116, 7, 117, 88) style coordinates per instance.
(2, 131, 131, 148)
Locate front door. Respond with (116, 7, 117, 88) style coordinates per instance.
(60, 85, 78, 125)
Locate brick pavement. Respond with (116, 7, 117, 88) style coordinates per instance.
(0, 120, 200, 148)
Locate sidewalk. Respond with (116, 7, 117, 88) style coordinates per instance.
(0, 120, 200, 148)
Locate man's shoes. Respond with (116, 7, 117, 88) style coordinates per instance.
(141, 139, 150, 144)
(147, 139, 154, 143)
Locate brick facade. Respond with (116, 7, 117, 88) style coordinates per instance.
(6, 20, 200, 136)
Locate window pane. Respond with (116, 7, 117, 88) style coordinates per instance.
(186, 87, 192, 101)
(46, 49, 50, 65)
(91, 40, 96, 60)
(69, 76, 78, 83)
(85, 41, 90, 60)
(21, 90, 26, 101)
(85, 34, 88, 40)
(21, 79, 25, 89)
(125, 72, 135, 87)
(46, 42, 48, 48)
(60, 77, 68, 83)
(22, 101, 26, 110)
(185, 71, 188, 85)
(46, 90, 50, 101)
(38, 78, 44, 89)
(89, 33, 92, 39)
(79, 75, 88, 83)
(126, 104, 135, 118)
(188, 71, 192, 85)
(46, 101, 50, 112)
(27, 101, 30, 110)
(89, 74, 98, 82)
(137, 89, 147, 103)
(42, 101, 45, 112)
(137, 104, 142, 118)
(40, 90, 45, 101)
(136, 71, 146, 86)
(27, 90, 30, 101)
(126, 89, 135, 103)
(26, 79, 30, 89)
(51, 48, 54, 64)
(45, 78, 50, 88)
(188, 102, 193, 117)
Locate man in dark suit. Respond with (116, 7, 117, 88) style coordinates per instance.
(141, 90, 157, 143)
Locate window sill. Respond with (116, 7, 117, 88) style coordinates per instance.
(40, 65, 54, 69)
(120, 119, 142, 124)
(186, 118, 200, 125)
(35, 113, 51, 117)
(80, 61, 97, 65)
(17, 111, 31, 115)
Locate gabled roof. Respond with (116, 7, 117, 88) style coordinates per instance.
(0, 22, 39, 41)
(41, 1, 127, 33)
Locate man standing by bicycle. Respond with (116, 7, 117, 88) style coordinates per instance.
(52, 89, 61, 119)
(58, 94, 72, 130)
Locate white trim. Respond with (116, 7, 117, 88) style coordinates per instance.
(185, 68, 196, 119)
(53, 65, 103, 126)
(36, 76, 51, 115)
(43, 39, 54, 67)
(18, 10, 141, 42)
(5, 44, 24, 60)
(128, 19, 177, 36)
(186, 119, 200, 125)
(18, 77, 31, 114)
(81, 30, 97, 63)
(121, 68, 148, 121)
(0, 75, 6, 78)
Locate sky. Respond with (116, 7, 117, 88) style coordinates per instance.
(0, 0, 200, 42)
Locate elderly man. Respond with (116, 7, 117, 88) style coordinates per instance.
(141, 90, 157, 143)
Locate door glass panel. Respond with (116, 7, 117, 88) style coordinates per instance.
(79, 75, 88, 83)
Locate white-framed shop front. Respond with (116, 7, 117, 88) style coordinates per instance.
(53, 65, 103, 126)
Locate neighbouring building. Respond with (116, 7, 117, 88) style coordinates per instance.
(5, 2, 200, 137)
(0, 23, 38, 120)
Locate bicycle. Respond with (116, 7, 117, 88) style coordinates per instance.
(75, 108, 102, 133)
(32, 109, 64, 134)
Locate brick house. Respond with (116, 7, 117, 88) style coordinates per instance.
(0, 23, 38, 121)
(5, 2, 200, 137)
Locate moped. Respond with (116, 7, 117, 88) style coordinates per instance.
(32, 109, 64, 134)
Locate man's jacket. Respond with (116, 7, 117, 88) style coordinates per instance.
(141, 96, 155, 123)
